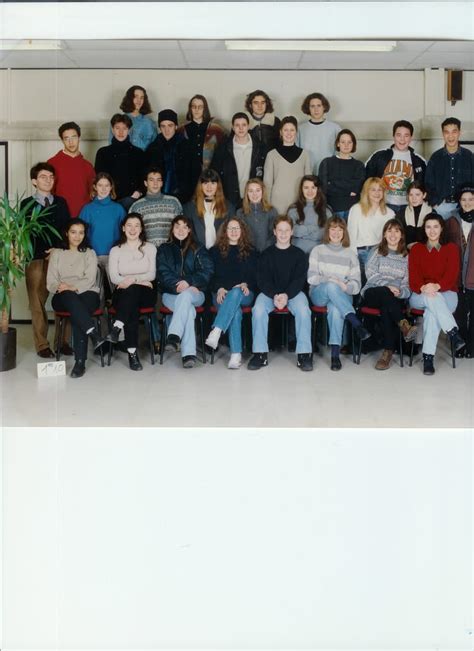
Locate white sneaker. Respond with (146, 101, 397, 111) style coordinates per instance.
(205, 327, 221, 350)
(227, 353, 242, 369)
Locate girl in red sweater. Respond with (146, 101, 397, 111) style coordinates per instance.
(409, 213, 464, 374)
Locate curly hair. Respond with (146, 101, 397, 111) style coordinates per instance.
(292, 175, 328, 228)
(119, 85, 153, 115)
(244, 89, 275, 115)
(215, 218, 253, 260)
(301, 92, 330, 116)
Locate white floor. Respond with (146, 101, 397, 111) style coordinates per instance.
(2, 324, 473, 428)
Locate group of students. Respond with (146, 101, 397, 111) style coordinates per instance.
(21, 84, 474, 378)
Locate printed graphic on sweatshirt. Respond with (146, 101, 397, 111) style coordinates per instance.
(382, 150, 413, 205)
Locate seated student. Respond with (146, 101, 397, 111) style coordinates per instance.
(130, 167, 182, 247)
(360, 218, 417, 371)
(95, 113, 146, 211)
(183, 169, 235, 249)
(47, 121, 95, 218)
(308, 216, 369, 370)
(409, 213, 464, 375)
(319, 128, 365, 220)
(178, 95, 226, 203)
(157, 216, 213, 368)
(21, 162, 70, 358)
(425, 117, 474, 220)
(145, 109, 186, 201)
(444, 186, 474, 358)
(347, 177, 395, 283)
(400, 180, 432, 249)
(244, 89, 280, 151)
(287, 175, 332, 256)
(109, 85, 157, 151)
(46, 219, 105, 378)
(297, 92, 341, 175)
(248, 215, 313, 371)
(211, 112, 267, 209)
(79, 173, 125, 290)
(264, 116, 312, 216)
(236, 178, 277, 252)
(205, 218, 258, 369)
(107, 213, 157, 371)
(365, 120, 426, 216)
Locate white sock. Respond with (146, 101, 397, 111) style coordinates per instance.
(114, 320, 124, 330)
(86, 327, 94, 334)
(127, 347, 136, 354)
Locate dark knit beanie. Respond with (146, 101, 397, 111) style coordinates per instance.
(158, 109, 178, 125)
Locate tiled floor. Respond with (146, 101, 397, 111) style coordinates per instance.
(1, 324, 473, 428)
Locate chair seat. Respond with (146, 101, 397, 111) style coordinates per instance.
(108, 306, 155, 315)
(409, 308, 424, 316)
(209, 305, 252, 314)
(311, 305, 328, 314)
(271, 307, 290, 314)
(359, 306, 382, 317)
(159, 305, 205, 315)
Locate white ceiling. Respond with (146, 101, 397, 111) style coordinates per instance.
(0, 39, 473, 70)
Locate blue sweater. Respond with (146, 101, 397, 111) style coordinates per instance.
(79, 196, 125, 255)
(108, 113, 158, 151)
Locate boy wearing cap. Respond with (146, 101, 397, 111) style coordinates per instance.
(146, 109, 187, 202)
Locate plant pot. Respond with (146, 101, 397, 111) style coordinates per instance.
(0, 327, 17, 371)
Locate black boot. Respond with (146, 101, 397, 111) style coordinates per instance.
(422, 353, 435, 376)
(106, 325, 122, 344)
(70, 360, 86, 378)
(128, 350, 143, 371)
(88, 328, 106, 350)
(446, 327, 465, 352)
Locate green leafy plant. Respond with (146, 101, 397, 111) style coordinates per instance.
(0, 193, 59, 334)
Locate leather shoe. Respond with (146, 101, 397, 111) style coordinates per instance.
(70, 360, 86, 378)
(60, 343, 74, 356)
(128, 351, 143, 371)
(330, 357, 342, 371)
(106, 325, 122, 344)
(37, 347, 55, 358)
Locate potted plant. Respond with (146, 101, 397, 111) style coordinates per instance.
(0, 193, 58, 371)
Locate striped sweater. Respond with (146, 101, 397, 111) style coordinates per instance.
(130, 193, 182, 247)
(307, 243, 361, 295)
(361, 249, 410, 298)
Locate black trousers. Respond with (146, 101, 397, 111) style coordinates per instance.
(454, 288, 474, 353)
(362, 286, 404, 350)
(112, 284, 156, 348)
(51, 291, 99, 360)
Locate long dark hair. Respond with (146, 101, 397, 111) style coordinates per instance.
(167, 215, 198, 254)
(185, 94, 212, 122)
(377, 218, 407, 257)
(215, 218, 253, 260)
(62, 218, 90, 252)
(421, 213, 447, 245)
(293, 175, 328, 227)
(116, 213, 147, 252)
(119, 85, 152, 115)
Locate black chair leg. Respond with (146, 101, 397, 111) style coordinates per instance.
(199, 315, 206, 364)
(96, 315, 105, 368)
(56, 317, 64, 361)
(146, 315, 155, 365)
(159, 316, 167, 365)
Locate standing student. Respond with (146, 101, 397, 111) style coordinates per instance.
(236, 178, 277, 252)
(263, 116, 312, 216)
(107, 214, 157, 371)
(408, 213, 463, 375)
(47, 121, 95, 218)
(94, 113, 146, 211)
(365, 120, 426, 216)
(157, 216, 214, 368)
(211, 112, 267, 209)
(287, 175, 332, 256)
(297, 92, 341, 175)
(347, 177, 395, 282)
(47, 219, 105, 378)
(425, 117, 474, 220)
(21, 162, 70, 358)
(244, 89, 280, 151)
(308, 216, 369, 371)
(145, 109, 186, 201)
(111, 85, 157, 151)
(205, 218, 258, 369)
(361, 219, 417, 371)
(400, 181, 432, 249)
(183, 169, 235, 249)
(178, 95, 226, 202)
(248, 215, 313, 372)
(319, 128, 365, 219)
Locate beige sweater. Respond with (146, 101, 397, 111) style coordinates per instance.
(46, 248, 99, 294)
(108, 241, 156, 285)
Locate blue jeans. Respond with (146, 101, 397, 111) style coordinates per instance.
(309, 282, 355, 345)
(334, 210, 350, 221)
(252, 292, 312, 354)
(356, 246, 374, 285)
(162, 288, 205, 356)
(212, 287, 254, 353)
(409, 291, 458, 355)
(434, 201, 457, 221)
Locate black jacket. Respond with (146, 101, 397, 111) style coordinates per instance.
(95, 137, 145, 199)
(210, 135, 267, 209)
(21, 195, 70, 259)
(145, 132, 188, 202)
(157, 240, 214, 294)
(365, 145, 426, 182)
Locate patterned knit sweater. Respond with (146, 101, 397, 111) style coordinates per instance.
(361, 249, 410, 298)
(130, 193, 182, 247)
(307, 243, 361, 295)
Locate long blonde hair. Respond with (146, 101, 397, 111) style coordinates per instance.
(241, 178, 273, 215)
(359, 177, 387, 217)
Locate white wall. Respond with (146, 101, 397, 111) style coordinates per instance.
(2, 427, 472, 651)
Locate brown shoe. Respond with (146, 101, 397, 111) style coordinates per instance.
(398, 319, 418, 342)
(37, 347, 55, 359)
(60, 343, 74, 356)
(375, 349, 393, 370)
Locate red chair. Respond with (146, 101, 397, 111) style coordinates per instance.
(208, 305, 252, 365)
(54, 308, 105, 367)
(408, 307, 456, 369)
(107, 305, 156, 366)
(311, 304, 357, 364)
(159, 305, 207, 364)
(355, 306, 405, 366)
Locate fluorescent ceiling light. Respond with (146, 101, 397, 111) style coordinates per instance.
(225, 40, 397, 52)
(0, 40, 62, 51)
